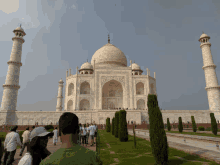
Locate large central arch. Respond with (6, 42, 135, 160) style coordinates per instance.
(102, 80, 123, 109)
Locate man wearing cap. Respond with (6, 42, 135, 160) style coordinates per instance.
(88, 123, 96, 146)
(40, 112, 103, 165)
(3, 125, 22, 165)
(18, 127, 53, 165)
(19, 127, 30, 156)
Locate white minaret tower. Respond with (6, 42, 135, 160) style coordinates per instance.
(1, 25, 26, 112)
(56, 78, 64, 111)
(199, 32, 220, 121)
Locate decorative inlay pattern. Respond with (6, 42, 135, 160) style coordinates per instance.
(101, 76, 125, 87)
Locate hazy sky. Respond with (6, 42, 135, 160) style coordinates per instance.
(0, 0, 220, 112)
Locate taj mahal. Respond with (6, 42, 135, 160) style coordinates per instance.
(1, 26, 220, 125)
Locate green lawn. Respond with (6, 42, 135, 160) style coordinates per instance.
(99, 130, 219, 165)
(164, 130, 220, 138)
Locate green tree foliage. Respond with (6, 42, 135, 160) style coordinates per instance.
(210, 113, 218, 135)
(191, 116, 197, 132)
(119, 110, 128, 142)
(106, 118, 111, 132)
(112, 118, 115, 135)
(167, 118, 171, 131)
(44, 125, 54, 130)
(178, 117, 183, 133)
(147, 94, 169, 165)
(114, 112, 120, 138)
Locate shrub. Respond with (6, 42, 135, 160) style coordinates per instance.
(114, 112, 120, 138)
(210, 113, 218, 135)
(198, 126, 205, 131)
(44, 125, 54, 130)
(206, 127, 212, 131)
(19, 130, 25, 143)
(178, 117, 183, 133)
(167, 118, 171, 131)
(112, 118, 115, 135)
(119, 110, 128, 142)
(148, 94, 168, 165)
(106, 118, 111, 132)
(187, 125, 189, 128)
(47, 129, 54, 138)
(191, 116, 197, 132)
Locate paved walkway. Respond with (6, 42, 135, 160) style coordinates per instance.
(3, 137, 96, 165)
(128, 129, 220, 164)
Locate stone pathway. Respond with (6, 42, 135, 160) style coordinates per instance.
(2, 137, 96, 165)
(128, 129, 220, 164)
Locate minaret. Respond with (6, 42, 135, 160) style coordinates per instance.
(199, 32, 220, 120)
(1, 25, 26, 112)
(56, 78, 64, 112)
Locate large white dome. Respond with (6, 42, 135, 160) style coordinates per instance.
(91, 43, 127, 67)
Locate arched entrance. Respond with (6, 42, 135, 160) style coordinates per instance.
(102, 80, 123, 109)
(137, 99, 145, 110)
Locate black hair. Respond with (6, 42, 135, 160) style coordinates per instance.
(55, 127, 57, 129)
(26, 127, 29, 130)
(59, 112, 79, 136)
(32, 126, 35, 129)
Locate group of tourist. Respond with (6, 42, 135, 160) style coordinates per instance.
(1, 112, 102, 165)
(78, 123, 98, 147)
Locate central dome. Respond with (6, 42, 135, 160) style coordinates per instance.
(91, 43, 127, 67)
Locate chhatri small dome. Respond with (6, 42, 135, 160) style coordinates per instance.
(80, 62, 93, 70)
(59, 78, 64, 83)
(91, 35, 127, 67)
(15, 26, 24, 31)
(199, 32, 210, 41)
(130, 63, 141, 70)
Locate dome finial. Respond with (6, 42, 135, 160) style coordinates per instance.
(202, 31, 204, 34)
(108, 33, 110, 43)
(87, 59, 88, 62)
(134, 60, 135, 63)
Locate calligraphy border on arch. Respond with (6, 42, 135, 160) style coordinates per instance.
(101, 76, 125, 87)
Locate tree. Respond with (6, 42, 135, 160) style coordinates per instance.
(178, 117, 183, 133)
(114, 111, 120, 138)
(191, 116, 197, 132)
(119, 110, 128, 142)
(112, 117, 115, 135)
(167, 118, 171, 131)
(106, 118, 111, 132)
(210, 113, 218, 135)
(148, 94, 169, 165)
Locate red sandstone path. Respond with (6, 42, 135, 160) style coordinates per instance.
(2, 137, 96, 165)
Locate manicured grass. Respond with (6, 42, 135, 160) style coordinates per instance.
(164, 130, 220, 138)
(99, 130, 219, 165)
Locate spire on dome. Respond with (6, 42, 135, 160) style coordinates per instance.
(20, 24, 22, 28)
(108, 34, 110, 43)
(202, 31, 204, 34)
(87, 59, 88, 62)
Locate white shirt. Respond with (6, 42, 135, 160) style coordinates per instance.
(86, 127, 89, 133)
(18, 152, 32, 165)
(53, 129, 58, 139)
(88, 125, 96, 135)
(22, 130, 30, 143)
(4, 131, 22, 151)
(82, 127, 87, 136)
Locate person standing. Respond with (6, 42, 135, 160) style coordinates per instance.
(94, 123, 98, 144)
(53, 127, 58, 146)
(81, 125, 87, 147)
(18, 127, 53, 165)
(3, 125, 22, 165)
(19, 127, 30, 156)
(86, 124, 89, 145)
(39, 112, 102, 165)
(78, 124, 82, 145)
(0, 139, 4, 165)
(88, 124, 96, 146)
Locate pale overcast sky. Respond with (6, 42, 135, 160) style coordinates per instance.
(0, 0, 220, 111)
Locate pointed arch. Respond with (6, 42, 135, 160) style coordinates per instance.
(67, 100, 73, 111)
(136, 82, 144, 95)
(80, 81, 90, 94)
(79, 99, 90, 110)
(68, 83, 74, 96)
(137, 99, 145, 110)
